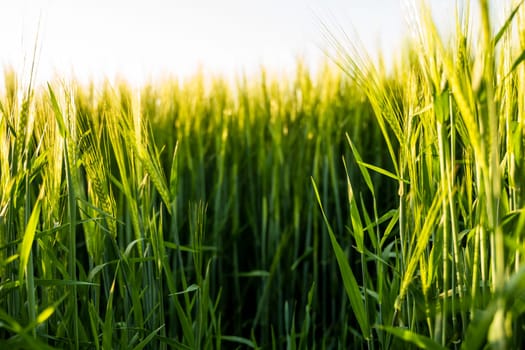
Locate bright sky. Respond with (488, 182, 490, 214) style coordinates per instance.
(0, 0, 509, 86)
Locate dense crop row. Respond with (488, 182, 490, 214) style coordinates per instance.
(0, 62, 393, 348)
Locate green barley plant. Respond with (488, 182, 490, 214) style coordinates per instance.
(320, 0, 525, 348)
(2, 62, 380, 348)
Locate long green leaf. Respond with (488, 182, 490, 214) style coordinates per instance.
(347, 134, 374, 195)
(493, 0, 524, 46)
(18, 199, 41, 283)
(168, 284, 199, 296)
(394, 189, 446, 311)
(103, 265, 118, 350)
(132, 325, 164, 350)
(343, 157, 365, 253)
(379, 325, 447, 350)
(312, 178, 370, 340)
(509, 49, 525, 76)
(357, 160, 409, 183)
(221, 335, 256, 348)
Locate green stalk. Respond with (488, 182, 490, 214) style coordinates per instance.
(24, 175, 37, 339)
(448, 92, 466, 333)
(64, 142, 79, 350)
(478, 0, 505, 347)
(437, 121, 449, 345)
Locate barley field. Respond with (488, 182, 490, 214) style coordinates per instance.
(1, 0, 525, 349)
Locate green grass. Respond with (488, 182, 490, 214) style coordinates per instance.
(1, 0, 525, 348)
(321, 0, 525, 348)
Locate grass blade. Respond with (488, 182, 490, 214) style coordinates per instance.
(312, 177, 370, 340)
(378, 325, 447, 350)
(493, 0, 524, 46)
(132, 325, 164, 350)
(18, 199, 40, 284)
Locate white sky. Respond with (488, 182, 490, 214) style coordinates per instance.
(0, 0, 510, 86)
